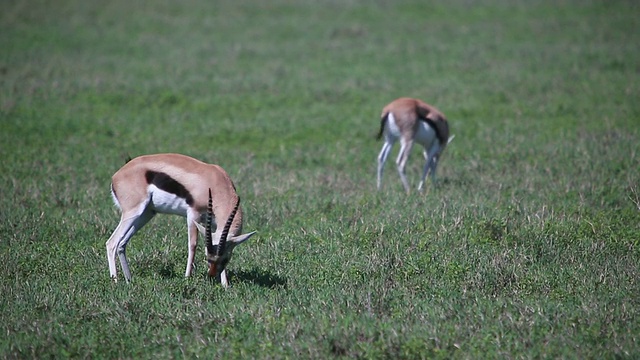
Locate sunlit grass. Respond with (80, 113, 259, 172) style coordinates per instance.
(1, 0, 639, 358)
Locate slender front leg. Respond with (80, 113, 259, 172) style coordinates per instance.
(418, 149, 433, 192)
(220, 269, 229, 288)
(429, 154, 440, 184)
(418, 144, 442, 191)
(185, 217, 199, 277)
(428, 143, 442, 186)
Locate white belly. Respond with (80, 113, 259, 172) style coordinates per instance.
(148, 185, 190, 217)
(415, 121, 437, 147)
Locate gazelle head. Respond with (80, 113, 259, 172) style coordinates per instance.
(204, 189, 253, 281)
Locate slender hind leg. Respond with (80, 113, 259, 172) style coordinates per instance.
(395, 139, 414, 194)
(106, 207, 155, 282)
(377, 141, 394, 190)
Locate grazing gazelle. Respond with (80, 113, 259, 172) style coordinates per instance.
(376, 97, 453, 193)
(106, 153, 255, 287)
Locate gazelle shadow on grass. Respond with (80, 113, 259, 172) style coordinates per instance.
(136, 262, 285, 289)
(233, 268, 287, 289)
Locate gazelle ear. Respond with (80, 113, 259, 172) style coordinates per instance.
(229, 231, 256, 245)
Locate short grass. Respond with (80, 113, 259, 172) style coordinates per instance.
(1, 0, 639, 358)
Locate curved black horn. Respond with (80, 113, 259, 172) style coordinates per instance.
(217, 196, 240, 257)
(205, 189, 215, 256)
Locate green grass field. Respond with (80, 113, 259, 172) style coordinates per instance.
(1, 0, 639, 358)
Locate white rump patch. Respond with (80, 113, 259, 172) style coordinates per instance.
(110, 184, 121, 210)
(385, 113, 402, 139)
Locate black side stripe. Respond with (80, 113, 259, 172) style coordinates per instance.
(418, 116, 446, 145)
(145, 170, 195, 206)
